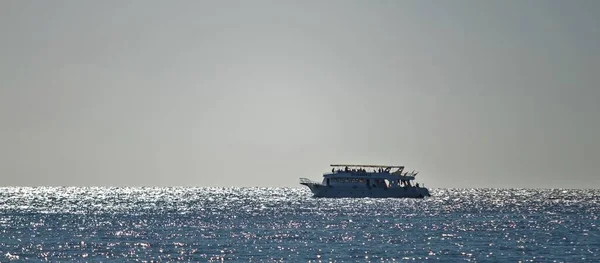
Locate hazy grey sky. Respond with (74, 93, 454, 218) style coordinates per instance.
(1, 0, 599, 188)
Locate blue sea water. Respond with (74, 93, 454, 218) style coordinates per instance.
(0, 187, 598, 262)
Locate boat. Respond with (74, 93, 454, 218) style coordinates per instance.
(299, 164, 430, 198)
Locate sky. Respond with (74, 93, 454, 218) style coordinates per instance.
(1, 0, 599, 188)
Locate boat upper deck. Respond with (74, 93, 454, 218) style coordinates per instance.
(326, 164, 419, 180)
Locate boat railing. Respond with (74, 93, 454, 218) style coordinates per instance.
(299, 178, 322, 185)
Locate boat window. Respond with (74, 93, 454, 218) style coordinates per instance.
(330, 178, 364, 183)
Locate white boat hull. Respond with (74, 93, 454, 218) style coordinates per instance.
(302, 184, 430, 198)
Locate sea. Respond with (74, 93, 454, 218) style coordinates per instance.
(0, 187, 598, 262)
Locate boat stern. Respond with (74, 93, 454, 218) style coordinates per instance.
(417, 187, 431, 197)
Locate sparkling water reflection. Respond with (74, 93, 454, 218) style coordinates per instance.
(0, 187, 599, 262)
